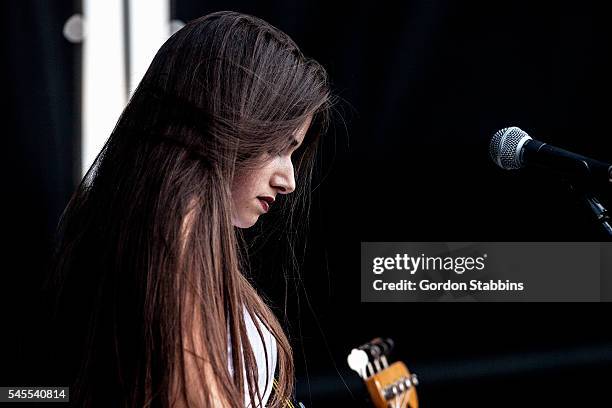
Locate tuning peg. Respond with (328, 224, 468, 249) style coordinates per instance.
(347, 348, 369, 379)
(371, 337, 395, 356)
(383, 375, 418, 401)
(358, 342, 380, 360)
(410, 373, 419, 386)
(371, 339, 390, 369)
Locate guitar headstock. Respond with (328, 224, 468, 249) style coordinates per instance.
(347, 338, 419, 408)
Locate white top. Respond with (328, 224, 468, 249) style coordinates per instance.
(228, 307, 278, 407)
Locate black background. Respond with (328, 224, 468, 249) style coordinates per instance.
(3, 0, 612, 407)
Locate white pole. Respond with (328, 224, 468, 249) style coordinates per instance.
(128, 0, 171, 97)
(82, 0, 127, 176)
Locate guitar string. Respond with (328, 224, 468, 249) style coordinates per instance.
(388, 381, 411, 408)
(398, 383, 411, 408)
(399, 387, 409, 408)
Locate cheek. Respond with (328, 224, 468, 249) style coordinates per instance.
(230, 172, 265, 228)
(231, 172, 258, 204)
(231, 180, 249, 205)
(231, 161, 277, 203)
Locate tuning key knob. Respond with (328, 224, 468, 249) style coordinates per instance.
(411, 373, 419, 386)
(347, 348, 369, 378)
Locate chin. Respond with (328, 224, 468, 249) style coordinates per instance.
(233, 214, 259, 229)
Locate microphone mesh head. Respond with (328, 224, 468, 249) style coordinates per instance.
(489, 126, 531, 170)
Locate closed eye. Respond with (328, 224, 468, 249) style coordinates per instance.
(279, 139, 301, 156)
(269, 137, 303, 157)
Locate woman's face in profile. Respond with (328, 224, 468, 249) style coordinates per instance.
(230, 116, 312, 228)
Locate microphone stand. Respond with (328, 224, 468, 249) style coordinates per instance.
(568, 183, 612, 237)
(583, 194, 612, 237)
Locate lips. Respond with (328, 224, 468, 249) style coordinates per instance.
(257, 196, 275, 212)
(257, 198, 269, 212)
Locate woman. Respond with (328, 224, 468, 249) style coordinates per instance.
(48, 10, 332, 407)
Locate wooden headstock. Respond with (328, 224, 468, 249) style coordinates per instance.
(348, 338, 418, 408)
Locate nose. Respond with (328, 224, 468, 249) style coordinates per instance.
(271, 157, 296, 194)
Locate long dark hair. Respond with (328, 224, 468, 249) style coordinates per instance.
(48, 11, 332, 407)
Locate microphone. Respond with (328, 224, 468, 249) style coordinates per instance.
(489, 126, 612, 190)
